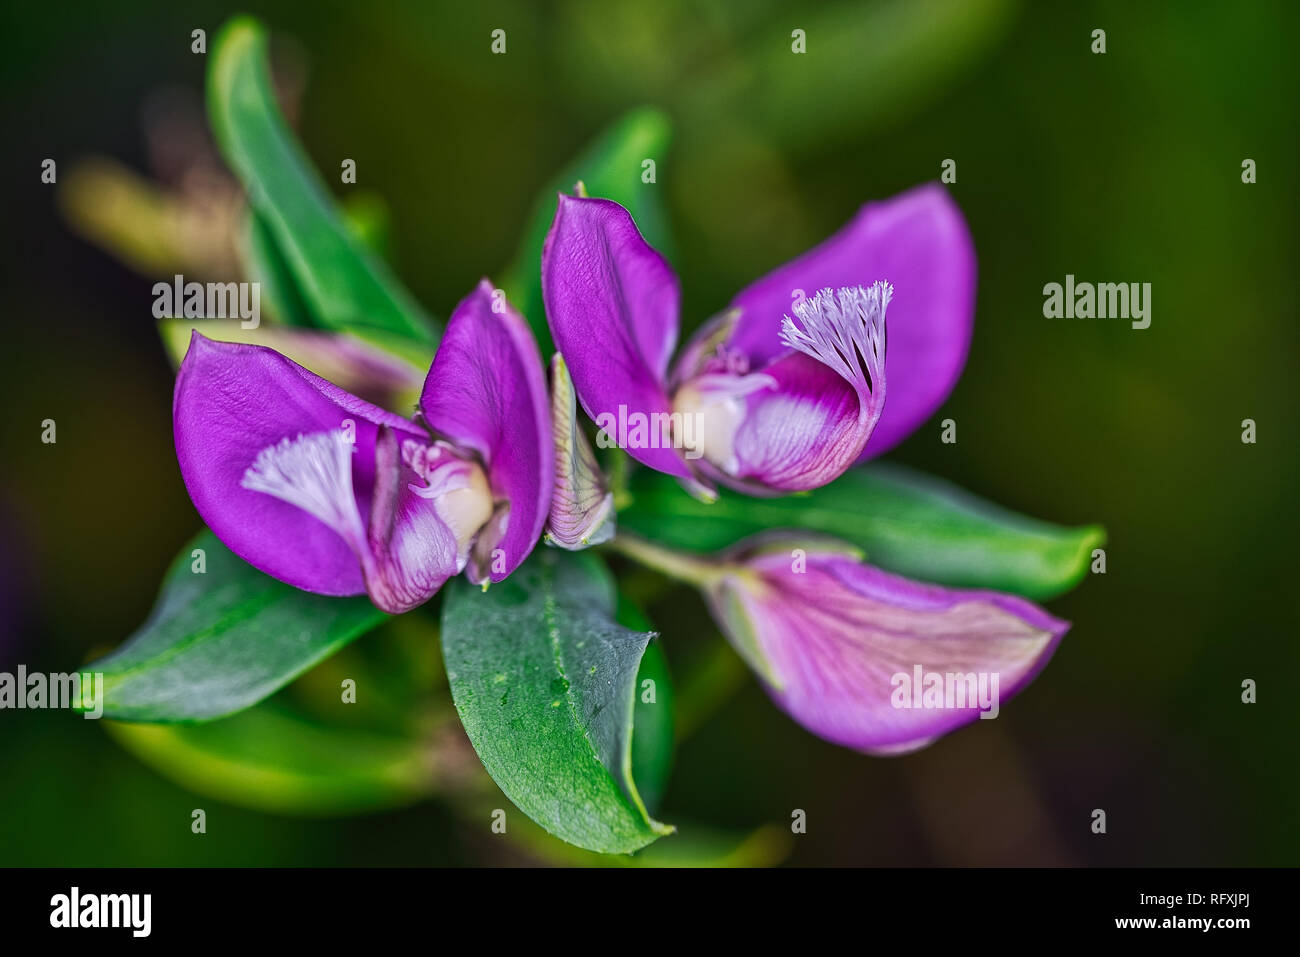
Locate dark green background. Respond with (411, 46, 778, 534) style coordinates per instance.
(1, 0, 1296, 865)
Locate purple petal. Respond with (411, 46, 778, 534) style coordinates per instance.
(683, 283, 889, 493)
(541, 194, 690, 478)
(174, 332, 425, 595)
(419, 281, 552, 582)
(360, 427, 467, 611)
(705, 535, 1067, 754)
(544, 354, 615, 549)
(723, 353, 874, 492)
(725, 183, 976, 457)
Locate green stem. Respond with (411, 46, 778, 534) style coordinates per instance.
(607, 448, 631, 510)
(606, 532, 723, 588)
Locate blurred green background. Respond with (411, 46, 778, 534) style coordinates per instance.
(1, 0, 1296, 865)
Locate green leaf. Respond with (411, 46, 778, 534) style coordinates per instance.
(208, 16, 435, 344)
(87, 530, 387, 722)
(500, 107, 673, 355)
(621, 823, 789, 868)
(501, 813, 790, 868)
(240, 208, 312, 326)
(441, 549, 674, 854)
(106, 702, 433, 816)
(617, 598, 674, 814)
(619, 464, 1106, 601)
(686, 0, 1015, 148)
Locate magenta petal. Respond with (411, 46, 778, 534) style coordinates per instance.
(727, 184, 976, 457)
(708, 282, 888, 493)
(724, 353, 873, 492)
(174, 332, 425, 595)
(360, 426, 462, 612)
(541, 194, 690, 477)
(419, 281, 552, 582)
(706, 538, 1067, 754)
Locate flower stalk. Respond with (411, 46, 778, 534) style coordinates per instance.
(606, 532, 726, 588)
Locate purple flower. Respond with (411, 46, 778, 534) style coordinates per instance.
(541, 183, 975, 496)
(173, 280, 552, 613)
(616, 532, 1067, 755)
(711, 536, 1066, 753)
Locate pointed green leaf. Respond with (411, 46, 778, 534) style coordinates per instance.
(500, 107, 673, 354)
(619, 464, 1105, 600)
(618, 597, 673, 814)
(87, 530, 386, 722)
(502, 813, 790, 868)
(240, 208, 312, 326)
(208, 16, 435, 343)
(701, 0, 1015, 146)
(441, 549, 673, 854)
(106, 703, 433, 816)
